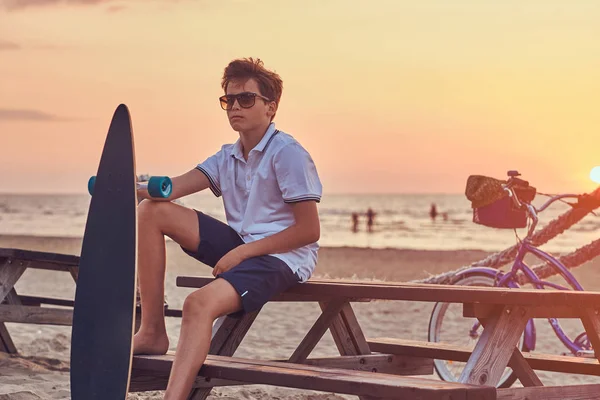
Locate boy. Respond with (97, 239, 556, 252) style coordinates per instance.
(133, 58, 322, 399)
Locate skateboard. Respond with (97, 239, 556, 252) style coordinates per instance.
(70, 104, 171, 399)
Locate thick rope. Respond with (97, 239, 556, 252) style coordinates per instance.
(515, 238, 600, 286)
(414, 186, 600, 285)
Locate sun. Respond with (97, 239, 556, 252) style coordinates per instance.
(591, 166, 600, 184)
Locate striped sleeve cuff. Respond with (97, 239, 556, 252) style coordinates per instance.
(283, 195, 321, 204)
(195, 166, 221, 197)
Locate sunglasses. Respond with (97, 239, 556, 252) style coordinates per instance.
(219, 92, 271, 111)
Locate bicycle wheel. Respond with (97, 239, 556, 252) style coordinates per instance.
(428, 273, 527, 388)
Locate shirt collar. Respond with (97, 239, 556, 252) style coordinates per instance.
(230, 122, 277, 160)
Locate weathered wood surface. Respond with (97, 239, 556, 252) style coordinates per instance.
(0, 304, 73, 325)
(132, 354, 496, 400)
(497, 384, 600, 400)
(465, 303, 600, 319)
(177, 276, 600, 307)
(367, 338, 600, 375)
(0, 249, 79, 272)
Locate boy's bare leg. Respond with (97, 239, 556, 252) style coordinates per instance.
(133, 200, 201, 355)
(164, 278, 242, 400)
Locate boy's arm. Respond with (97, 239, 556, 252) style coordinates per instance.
(138, 168, 210, 202)
(212, 200, 320, 276)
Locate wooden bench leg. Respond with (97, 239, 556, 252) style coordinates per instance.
(324, 302, 371, 356)
(459, 305, 530, 387)
(0, 323, 16, 354)
(580, 307, 600, 362)
(323, 302, 373, 400)
(0, 258, 27, 302)
(187, 310, 261, 400)
(478, 317, 543, 387)
(288, 299, 347, 363)
(0, 259, 27, 354)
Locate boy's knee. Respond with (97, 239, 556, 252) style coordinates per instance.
(183, 291, 216, 319)
(138, 200, 169, 225)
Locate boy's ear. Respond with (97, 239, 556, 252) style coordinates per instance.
(268, 101, 277, 116)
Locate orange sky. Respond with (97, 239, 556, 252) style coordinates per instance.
(1, 0, 599, 194)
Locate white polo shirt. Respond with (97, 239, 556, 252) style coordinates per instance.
(196, 122, 322, 281)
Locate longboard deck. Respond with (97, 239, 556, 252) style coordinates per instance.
(70, 104, 137, 399)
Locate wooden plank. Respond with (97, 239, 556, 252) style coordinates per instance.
(458, 305, 529, 386)
(300, 354, 432, 375)
(0, 248, 79, 266)
(367, 338, 600, 375)
(133, 353, 496, 399)
(130, 354, 431, 392)
(465, 303, 585, 319)
(0, 259, 27, 302)
(18, 295, 73, 308)
(129, 369, 246, 392)
(497, 384, 600, 400)
(288, 299, 346, 363)
(580, 307, 600, 360)
(0, 304, 72, 325)
(177, 276, 600, 307)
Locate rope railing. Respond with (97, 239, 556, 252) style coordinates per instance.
(414, 186, 600, 285)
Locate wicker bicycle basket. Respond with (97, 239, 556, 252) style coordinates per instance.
(465, 175, 536, 229)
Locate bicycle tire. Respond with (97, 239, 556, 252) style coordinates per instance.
(428, 272, 528, 388)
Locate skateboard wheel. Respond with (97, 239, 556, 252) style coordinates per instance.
(148, 176, 172, 198)
(88, 176, 96, 195)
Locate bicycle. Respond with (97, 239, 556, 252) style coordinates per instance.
(428, 170, 597, 388)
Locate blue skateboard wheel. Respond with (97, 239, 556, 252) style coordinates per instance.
(88, 176, 96, 195)
(147, 176, 172, 198)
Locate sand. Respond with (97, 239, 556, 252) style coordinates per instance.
(1, 234, 600, 399)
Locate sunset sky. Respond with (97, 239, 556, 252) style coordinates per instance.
(1, 0, 599, 194)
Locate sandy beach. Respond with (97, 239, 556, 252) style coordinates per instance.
(1, 234, 600, 399)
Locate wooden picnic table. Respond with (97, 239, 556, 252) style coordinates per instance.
(0, 248, 180, 353)
(141, 276, 600, 400)
(0, 248, 80, 353)
(4, 247, 600, 399)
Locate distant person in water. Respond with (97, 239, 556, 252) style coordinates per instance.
(366, 207, 376, 233)
(429, 203, 438, 221)
(351, 212, 359, 233)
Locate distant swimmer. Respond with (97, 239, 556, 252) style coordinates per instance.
(351, 212, 359, 233)
(366, 207, 376, 233)
(429, 203, 438, 221)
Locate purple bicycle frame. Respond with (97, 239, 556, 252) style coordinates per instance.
(458, 240, 584, 355)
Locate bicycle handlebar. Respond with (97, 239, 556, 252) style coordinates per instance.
(502, 173, 591, 240)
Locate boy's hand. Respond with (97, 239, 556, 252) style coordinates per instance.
(213, 246, 249, 277)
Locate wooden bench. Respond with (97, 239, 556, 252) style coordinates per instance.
(131, 353, 494, 400)
(367, 338, 600, 376)
(0, 248, 180, 354)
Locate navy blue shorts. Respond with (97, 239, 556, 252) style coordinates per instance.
(181, 211, 300, 314)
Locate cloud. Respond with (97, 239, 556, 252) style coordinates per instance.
(2, 0, 114, 11)
(0, 40, 21, 50)
(0, 109, 73, 122)
(0, 0, 187, 11)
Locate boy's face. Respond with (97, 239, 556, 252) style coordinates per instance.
(224, 78, 275, 133)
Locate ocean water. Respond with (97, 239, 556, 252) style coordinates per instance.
(0, 191, 597, 254)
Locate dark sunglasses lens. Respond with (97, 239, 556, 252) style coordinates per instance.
(219, 96, 230, 110)
(238, 93, 255, 108)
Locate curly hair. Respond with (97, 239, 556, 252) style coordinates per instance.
(221, 58, 283, 113)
